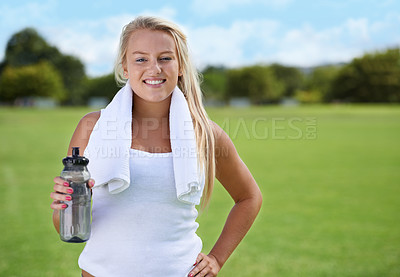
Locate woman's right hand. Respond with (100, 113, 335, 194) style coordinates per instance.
(50, 176, 95, 210)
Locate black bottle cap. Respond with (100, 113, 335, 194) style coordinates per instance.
(62, 147, 89, 166)
(72, 147, 80, 157)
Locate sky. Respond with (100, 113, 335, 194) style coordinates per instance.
(0, 0, 399, 77)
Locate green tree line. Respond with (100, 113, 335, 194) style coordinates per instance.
(0, 28, 119, 105)
(1, 28, 399, 105)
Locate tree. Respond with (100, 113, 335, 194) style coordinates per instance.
(84, 73, 119, 103)
(201, 66, 227, 102)
(269, 63, 304, 97)
(298, 65, 342, 103)
(226, 65, 284, 104)
(1, 27, 87, 105)
(330, 48, 400, 102)
(4, 28, 58, 67)
(0, 61, 66, 102)
(54, 55, 86, 105)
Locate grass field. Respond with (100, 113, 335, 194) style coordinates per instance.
(0, 105, 399, 276)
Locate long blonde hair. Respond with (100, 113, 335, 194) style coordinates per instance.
(115, 16, 215, 209)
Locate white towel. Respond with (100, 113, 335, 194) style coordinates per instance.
(84, 82, 204, 205)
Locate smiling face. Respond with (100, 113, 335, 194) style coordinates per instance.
(123, 29, 181, 103)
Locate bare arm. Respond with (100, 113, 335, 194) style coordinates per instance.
(189, 121, 263, 276)
(208, 122, 263, 267)
(50, 111, 100, 233)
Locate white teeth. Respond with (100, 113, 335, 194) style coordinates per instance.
(146, 80, 164, 85)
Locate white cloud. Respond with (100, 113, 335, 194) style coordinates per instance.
(186, 19, 280, 69)
(140, 6, 177, 20)
(186, 13, 400, 69)
(0, 3, 178, 76)
(191, 0, 292, 15)
(0, 0, 56, 61)
(42, 8, 178, 76)
(270, 15, 400, 67)
(0, 0, 55, 25)
(62, 12, 399, 74)
(370, 11, 400, 44)
(272, 24, 362, 66)
(346, 18, 370, 42)
(1, 1, 399, 76)
(42, 14, 134, 76)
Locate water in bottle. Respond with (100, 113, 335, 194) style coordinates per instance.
(59, 147, 91, 243)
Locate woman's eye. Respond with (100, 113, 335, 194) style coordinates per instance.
(135, 58, 146, 62)
(160, 57, 172, 61)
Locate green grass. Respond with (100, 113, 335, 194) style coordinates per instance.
(0, 105, 399, 276)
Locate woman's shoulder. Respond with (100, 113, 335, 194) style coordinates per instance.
(208, 119, 236, 155)
(77, 111, 101, 131)
(68, 111, 101, 154)
(81, 111, 101, 123)
(208, 119, 223, 136)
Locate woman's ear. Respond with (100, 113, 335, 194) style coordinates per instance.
(122, 62, 128, 78)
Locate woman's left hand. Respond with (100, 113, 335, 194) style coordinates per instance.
(188, 253, 221, 277)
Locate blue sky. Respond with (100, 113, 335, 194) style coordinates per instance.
(1, 0, 399, 76)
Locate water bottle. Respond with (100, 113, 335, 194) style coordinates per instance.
(59, 147, 91, 243)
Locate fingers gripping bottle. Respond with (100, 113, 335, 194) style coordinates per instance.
(60, 147, 91, 243)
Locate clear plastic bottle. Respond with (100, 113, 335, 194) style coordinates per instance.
(59, 147, 91, 243)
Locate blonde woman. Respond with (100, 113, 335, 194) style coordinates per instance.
(50, 16, 262, 277)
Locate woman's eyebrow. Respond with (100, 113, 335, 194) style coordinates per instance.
(131, 50, 175, 55)
(131, 51, 148, 55)
(159, 51, 175, 55)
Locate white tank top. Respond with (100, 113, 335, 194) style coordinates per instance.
(78, 148, 202, 276)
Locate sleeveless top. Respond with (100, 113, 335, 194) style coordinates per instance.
(78, 148, 203, 276)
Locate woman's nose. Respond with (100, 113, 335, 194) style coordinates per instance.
(148, 60, 162, 75)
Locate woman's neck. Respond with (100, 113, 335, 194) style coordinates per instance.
(132, 93, 171, 120)
(130, 92, 172, 153)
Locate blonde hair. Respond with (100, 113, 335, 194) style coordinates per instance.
(115, 16, 215, 209)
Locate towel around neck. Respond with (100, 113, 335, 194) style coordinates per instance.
(83, 82, 205, 205)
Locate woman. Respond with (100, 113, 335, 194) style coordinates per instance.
(50, 16, 262, 277)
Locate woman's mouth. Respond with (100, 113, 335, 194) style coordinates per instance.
(143, 79, 166, 85)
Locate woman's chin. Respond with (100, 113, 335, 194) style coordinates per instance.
(134, 92, 172, 104)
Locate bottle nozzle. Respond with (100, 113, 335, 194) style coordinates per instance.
(72, 147, 80, 157)
(63, 147, 88, 166)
